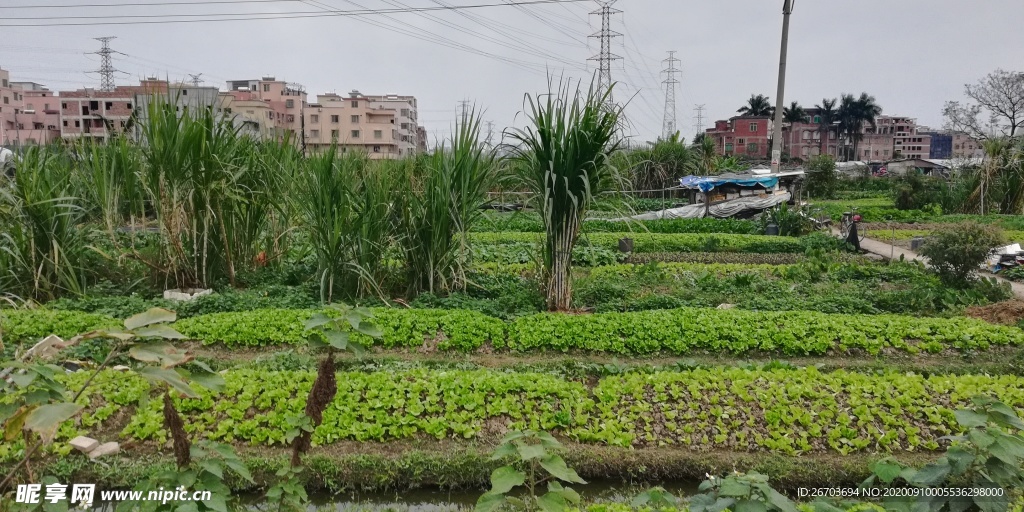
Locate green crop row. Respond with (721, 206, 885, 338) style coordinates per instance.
(586, 262, 790, 280)
(504, 308, 1024, 355)
(469, 232, 809, 254)
(5, 306, 1023, 356)
(29, 367, 1024, 456)
(475, 214, 760, 235)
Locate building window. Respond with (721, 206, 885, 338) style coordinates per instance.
(802, 131, 810, 140)
(724, 143, 733, 154)
(749, 123, 758, 132)
(61, 102, 67, 110)
(351, 130, 360, 138)
(285, 99, 294, 108)
(267, 112, 273, 119)
(747, 143, 758, 153)
(802, 147, 809, 156)
(0, 79, 6, 87)
(331, 115, 339, 123)
(351, 100, 358, 108)
(883, 149, 889, 156)
(331, 129, 339, 139)
(75, 120, 80, 128)
(373, 145, 381, 153)
(813, 116, 821, 124)
(374, 130, 382, 139)
(350, 115, 359, 123)
(311, 129, 320, 138)
(2, 97, 7, 105)
(105, 102, 113, 110)
(263, 84, 270, 92)
(401, 109, 409, 117)
(813, 131, 820, 140)
(63, 120, 68, 127)
(829, 131, 836, 140)
(311, 114, 319, 123)
(737, 138, 745, 145)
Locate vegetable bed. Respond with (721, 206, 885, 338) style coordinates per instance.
(469, 233, 810, 254)
(4, 307, 1023, 355)
(39, 367, 1024, 456)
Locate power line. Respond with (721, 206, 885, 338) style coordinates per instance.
(661, 50, 680, 140)
(0, 0, 305, 8)
(0, 0, 592, 26)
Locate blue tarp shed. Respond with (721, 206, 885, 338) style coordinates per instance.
(679, 174, 780, 193)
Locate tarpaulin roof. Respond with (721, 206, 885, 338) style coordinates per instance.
(679, 174, 780, 193)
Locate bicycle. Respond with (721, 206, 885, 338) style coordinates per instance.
(839, 208, 867, 243)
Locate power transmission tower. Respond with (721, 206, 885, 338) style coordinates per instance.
(92, 37, 121, 92)
(661, 51, 681, 140)
(588, 0, 622, 102)
(485, 121, 495, 145)
(693, 104, 706, 133)
(458, 100, 471, 119)
(188, 73, 204, 86)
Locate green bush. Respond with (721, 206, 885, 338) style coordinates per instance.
(475, 213, 760, 235)
(919, 222, 1007, 286)
(804, 155, 838, 199)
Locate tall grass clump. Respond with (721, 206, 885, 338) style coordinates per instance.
(507, 79, 623, 311)
(74, 135, 146, 232)
(138, 99, 281, 289)
(396, 110, 497, 294)
(296, 148, 397, 302)
(0, 146, 90, 300)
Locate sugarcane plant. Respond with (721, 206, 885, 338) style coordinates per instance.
(507, 79, 624, 311)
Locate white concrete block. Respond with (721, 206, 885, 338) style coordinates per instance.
(70, 436, 99, 454)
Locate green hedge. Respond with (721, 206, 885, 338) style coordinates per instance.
(41, 367, 1024, 456)
(469, 232, 808, 254)
(5, 307, 1023, 356)
(504, 308, 1024, 355)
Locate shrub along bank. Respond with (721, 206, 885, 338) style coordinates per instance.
(10, 367, 1024, 461)
(4, 307, 1023, 355)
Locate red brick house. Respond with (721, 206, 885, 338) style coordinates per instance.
(705, 116, 772, 157)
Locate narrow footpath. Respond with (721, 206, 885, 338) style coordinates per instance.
(830, 227, 1024, 300)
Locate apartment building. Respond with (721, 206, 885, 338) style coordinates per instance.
(1, 68, 62, 146)
(364, 93, 420, 155)
(58, 80, 168, 141)
(778, 108, 842, 160)
(705, 116, 772, 158)
(223, 77, 305, 143)
(304, 90, 409, 158)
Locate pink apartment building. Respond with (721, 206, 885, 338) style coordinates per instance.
(224, 77, 305, 143)
(1, 67, 61, 146)
(304, 91, 405, 158)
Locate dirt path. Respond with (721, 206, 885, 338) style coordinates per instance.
(831, 228, 1024, 300)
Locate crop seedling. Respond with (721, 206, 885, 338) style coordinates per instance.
(476, 430, 586, 512)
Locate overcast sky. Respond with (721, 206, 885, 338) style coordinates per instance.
(2, 0, 1022, 146)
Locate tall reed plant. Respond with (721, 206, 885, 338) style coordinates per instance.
(295, 148, 397, 302)
(395, 110, 497, 295)
(0, 146, 90, 301)
(507, 80, 623, 311)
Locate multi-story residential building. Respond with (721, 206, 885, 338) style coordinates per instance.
(133, 80, 221, 139)
(223, 77, 305, 142)
(779, 107, 842, 160)
(880, 116, 931, 160)
(304, 91, 405, 158)
(58, 80, 167, 141)
(363, 93, 421, 155)
(952, 132, 985, 158)
(705, 116, 772, 158)
(1, 70, 62, 146)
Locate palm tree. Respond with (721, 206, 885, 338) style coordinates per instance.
(737, 94, 773, 117)
(508, 80, 623, 311)
(814, 98, 838, 157)
(781, 101, 806, 158)
(838, 93, 882, 161)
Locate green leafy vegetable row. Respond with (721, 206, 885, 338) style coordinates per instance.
(5, 307, 1024, 356)
(469, 233, 810, 254)
(474, 214, 760, 235)
(37, 367, 1024, 456)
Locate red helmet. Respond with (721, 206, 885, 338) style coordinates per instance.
(853, 215, 862, 222)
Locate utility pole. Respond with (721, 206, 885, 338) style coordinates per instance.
(92, 37, 120, 92)
(188, 73, 204, 86)
(588, 0, 622, 105)
(693, 104, 706, 134)
(661, 51, 681, 140)
(769, 0, 795, 172)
